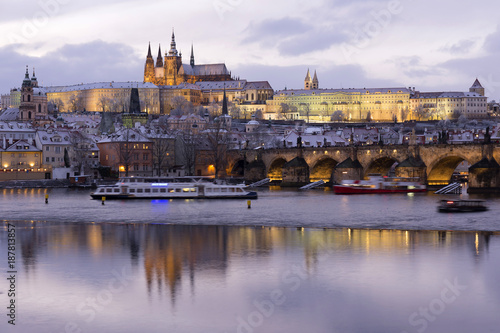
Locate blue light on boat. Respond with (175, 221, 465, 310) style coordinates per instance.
(152, 183, 169, 187)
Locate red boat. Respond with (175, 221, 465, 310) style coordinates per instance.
(334, 175, 427, 194)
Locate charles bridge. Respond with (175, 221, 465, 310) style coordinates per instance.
(226, 143, 500, 192)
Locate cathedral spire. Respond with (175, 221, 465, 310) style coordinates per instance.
(147, 42, 152, 58)
(156, 44, 163, 67)
(190, 44, 195, 67)
(168, 28, 178, 56)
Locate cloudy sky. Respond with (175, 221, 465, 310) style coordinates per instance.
(1, 0, 500, 100)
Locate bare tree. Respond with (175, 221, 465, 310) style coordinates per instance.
(97, 96, 111, 112)
(149, 129, 174, 176)
(205, 120, 230, 178)
(48, 98, 64, 114)
(179, 129, 199, 176)
(279, 103, 290, 120)
(112, 128, 135, 177)
(400, 106, 410, 121)
(415, 105, 429, 121)
(69, 131, 92, 174)
(68, 92, 84, 112)
(229, 102, 240, 119)
(169, 96, 194, 116)
(331, 110, 344, 122)
(300, 103, 310, 123)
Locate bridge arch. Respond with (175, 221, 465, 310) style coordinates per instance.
(427, 154, 470, 185)
(310, 157, 338, 182)
(229, 159, 245, 177)
(267, 157, 287, 181)
(364, 156, 400, 177)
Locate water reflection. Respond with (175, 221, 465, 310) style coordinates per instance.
(2, 222, 499, 333)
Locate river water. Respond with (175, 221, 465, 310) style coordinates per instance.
(1, 188, 500, 333)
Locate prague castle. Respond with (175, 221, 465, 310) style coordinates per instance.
(144, 31, 232, 86)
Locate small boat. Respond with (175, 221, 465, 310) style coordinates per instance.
(91, 176, 257, 200)
(333, 175, 426, 194)
(438, 199, 488, 212)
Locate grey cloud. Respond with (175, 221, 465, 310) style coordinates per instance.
(483, 25, 500, 53)
(242, 17, 349, 57)
(243, 17, 313, 45)
(0, 40, 142, 93)
(278, 30, 350, 56)
(439, 39, 476, 55)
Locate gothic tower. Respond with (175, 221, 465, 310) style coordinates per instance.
(190, 44, 195, 67)
(156, 44, 163, 68)
(144, 42, 155, 83)
(164, 30, 182, 85)
(304, 69, 312, 90)
(469, 78, 485, 96)
(312, 70, 319, 89)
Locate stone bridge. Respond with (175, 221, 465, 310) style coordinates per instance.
(226, 143, 500, 189)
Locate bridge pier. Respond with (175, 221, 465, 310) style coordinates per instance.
(332, 157, 363, 184)
(468, 157, 500, 193)
(282, 157, 309, 186)
(395, 156, 427, 182)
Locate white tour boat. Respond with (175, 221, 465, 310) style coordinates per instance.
(91, 177, 257, 200)
(334, 174, 426, 194)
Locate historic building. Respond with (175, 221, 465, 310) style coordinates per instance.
(18, 67, 49, 125)
(266, 75, 488, 122)
(144, 31, 232, 86)
(45, 82, 160, 113)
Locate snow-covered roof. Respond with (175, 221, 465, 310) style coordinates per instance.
(4, 139, 40, 152)
(276, 87, 412, 96)
(160, 82, 200, 90)
(97, 128, 151, 144)
(195, 80, 273, 91)
(195, 80, 246, 90)
(414, 92, 484, 99)
(44, 82, 158, 93)
(33, 87, 46, 96)
(0, 121, 34, 132)
(0, 108, 20, 121)
(179, 63, 230, 76)
(36, 130, 72, 145)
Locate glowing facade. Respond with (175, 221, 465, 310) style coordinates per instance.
(144, 31, 232, 86)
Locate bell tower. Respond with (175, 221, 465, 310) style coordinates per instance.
(164, 29, 182, 85)
(144, 42, 155, 83)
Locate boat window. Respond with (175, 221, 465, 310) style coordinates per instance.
(206, 188, 212, 192)
(160, 189, 166, 193)
(129, 189, 135, 193)
(113, 189, 120, 193)
(106, 188, 112, 193)
(221, 188, 228, 192)
(137, 189, 143, 193)
(230, 188, 235, 192)
(145, 189, 151, 193)
(190, 188, 196, 192)
(237, 188, 243, 192)
(152, 189, 159, 193)
(175, 188, 181, 192)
